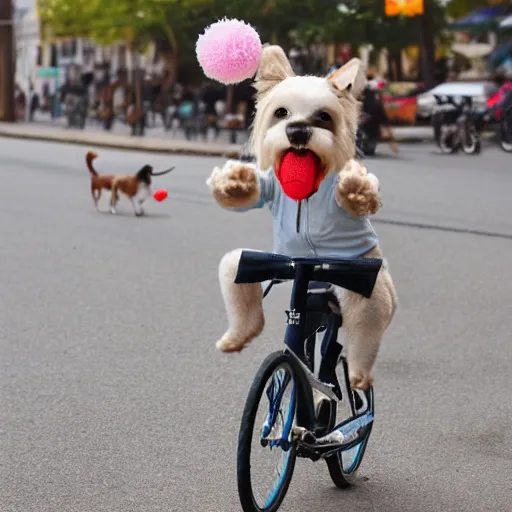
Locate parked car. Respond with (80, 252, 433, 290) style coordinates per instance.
(416, 81, 499, 121)
(381, 82, 426, 125)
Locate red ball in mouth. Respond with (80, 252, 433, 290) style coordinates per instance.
(277, 149, 323, 201)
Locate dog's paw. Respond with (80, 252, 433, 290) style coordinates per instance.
(110, 207, 117, 215)
(349, 370, 373, 391)
(336, 159, 381, 216)
(215, 334, 250, 353)
(208, 160, 259, 207)
(220, 165, 258, 199)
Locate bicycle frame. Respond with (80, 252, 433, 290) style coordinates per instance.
(235, 250, 382, 451)
(283, 264, 334, 428)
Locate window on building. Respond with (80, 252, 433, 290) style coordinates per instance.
(50, 44, 57, 67)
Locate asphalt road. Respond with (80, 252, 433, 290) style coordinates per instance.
(1, 138, 512, 512)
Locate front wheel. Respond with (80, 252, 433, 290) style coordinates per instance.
(238, 351, 297, 512)
(461, 125, 481, 154)
(437, 125, 458, 154)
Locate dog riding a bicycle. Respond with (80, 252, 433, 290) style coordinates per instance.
(206, 44, 398, 512)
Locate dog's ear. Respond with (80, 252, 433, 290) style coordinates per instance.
(328, 58, 367, 99)
(253, 45, 295, 98)
(136, 165, 152, 176)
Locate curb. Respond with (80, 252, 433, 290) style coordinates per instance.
(0, 126, 243, 158)
(0, 124, 434, 155)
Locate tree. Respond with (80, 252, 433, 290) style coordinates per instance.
(39, 0, 453, 87)
(38, 0, 215, 83)
(330, 0, 447, 85)
(445, 0, 494, 20)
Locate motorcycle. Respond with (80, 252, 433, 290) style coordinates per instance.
(498, 99, 512, 152)
(484, 85, 512, 153)
(432, 95, 482, 154)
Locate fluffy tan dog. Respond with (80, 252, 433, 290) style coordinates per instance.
(207, 46, 398, 390)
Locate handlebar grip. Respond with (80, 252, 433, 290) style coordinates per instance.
(235, 250, 294, 284)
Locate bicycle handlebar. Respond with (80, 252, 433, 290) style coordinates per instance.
(235, 250, 382, 298)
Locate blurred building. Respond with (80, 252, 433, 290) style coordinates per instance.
(13, 2, 41, 92)
(39, 38, 164, 79)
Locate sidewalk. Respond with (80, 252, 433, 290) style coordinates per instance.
(0, 120, 434, 157)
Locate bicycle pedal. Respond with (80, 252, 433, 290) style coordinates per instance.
(301, 411, 374, 451)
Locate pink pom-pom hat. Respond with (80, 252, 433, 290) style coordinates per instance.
(196, 18, 262, 85)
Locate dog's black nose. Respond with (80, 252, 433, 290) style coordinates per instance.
(286, 123, 312, 146)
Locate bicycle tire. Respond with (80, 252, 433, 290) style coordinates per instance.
(237, 351, 298, 512)
(325, 381, 374, 489)
(462, 127, 480, 154)
(499, 110, 512, 153)
(500, 139, 512, 153)
(438, 129, 458, 154)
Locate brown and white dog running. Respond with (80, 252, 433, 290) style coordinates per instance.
(86, 151, 174, 216)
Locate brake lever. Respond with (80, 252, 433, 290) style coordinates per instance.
(263, 279, 278, 299)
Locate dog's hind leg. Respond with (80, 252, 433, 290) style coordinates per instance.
(110, 183, 119, 214)
(92, 188, 101, 210)
(337, 264, 397, 391)
(216, 248, 265, 352)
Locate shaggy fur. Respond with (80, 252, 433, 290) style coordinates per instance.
(85, 151, 174, 216)
(207, 46, 398, 390)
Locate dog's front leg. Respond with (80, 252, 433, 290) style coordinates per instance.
(216, 248, 265, 352)
(134, 186, 151, 216)
(335, 159, 381, 217)
(130, 198, 143, 217)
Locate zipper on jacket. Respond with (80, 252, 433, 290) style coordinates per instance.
(296, 201, 302, 233)
(303, 198, 316, 253)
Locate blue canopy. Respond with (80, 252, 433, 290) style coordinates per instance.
(488, 40, 512, 68)
(448, 6, 510, 33)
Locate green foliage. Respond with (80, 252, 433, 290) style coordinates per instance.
(328, 0, 448, 52)
(39, 0, 213, 51)
(39, 0, 454, 65)
(444, 0, 492, 20)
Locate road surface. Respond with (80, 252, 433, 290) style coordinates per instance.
(1, 139, 511, 512)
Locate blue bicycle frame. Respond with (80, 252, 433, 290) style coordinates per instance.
(235, 250, 382, 435)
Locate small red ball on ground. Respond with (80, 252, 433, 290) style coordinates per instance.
(153, 189, 168, 202)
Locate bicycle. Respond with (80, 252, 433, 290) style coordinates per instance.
(432, 95, 481, 155)
(235, 250, 381, 512)
(497, 93, 512, 153)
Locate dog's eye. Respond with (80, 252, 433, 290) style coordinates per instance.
(318, 111, 332, 123)
(274, 107, 289, 119)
